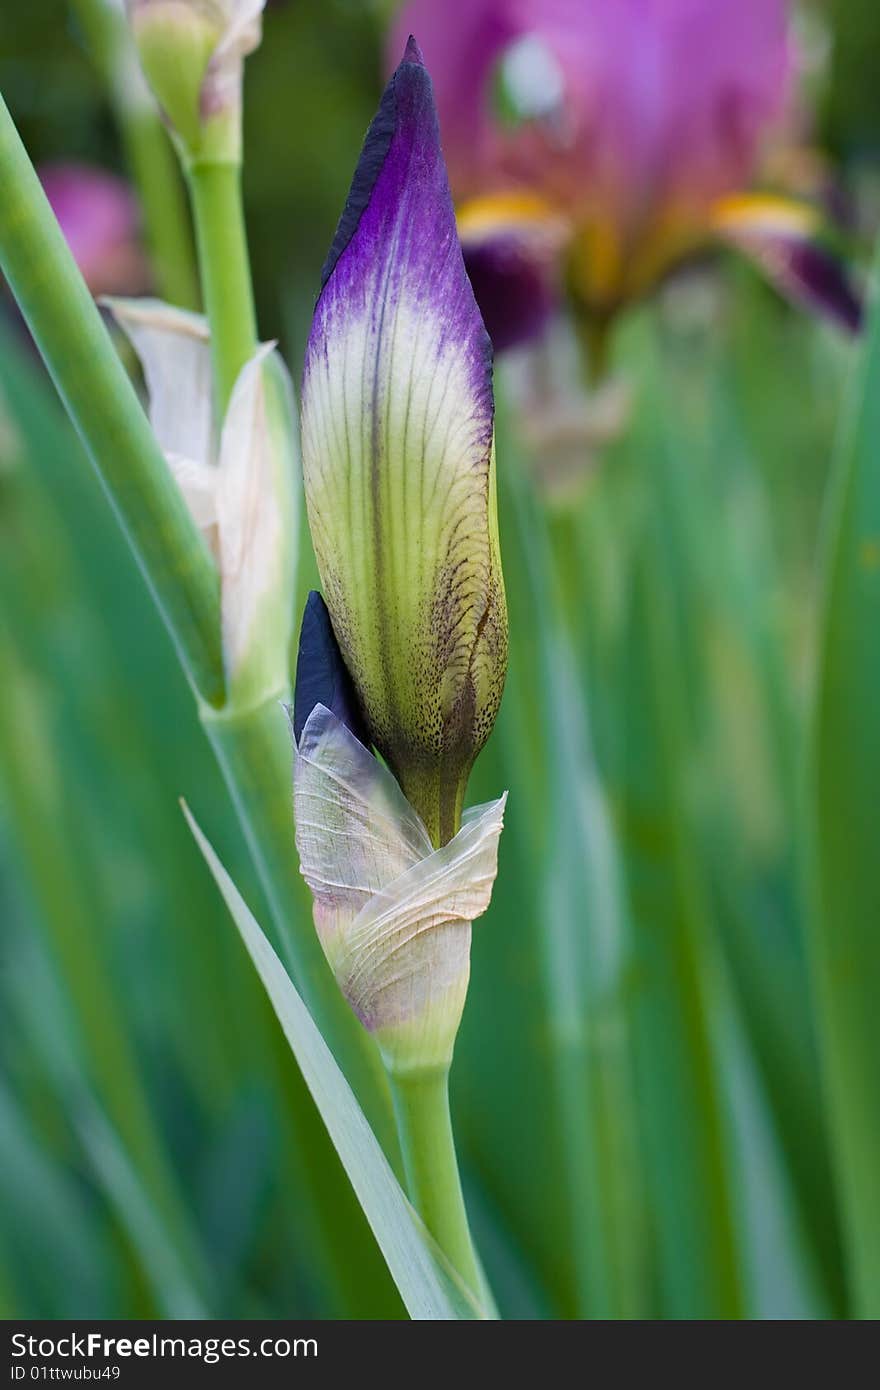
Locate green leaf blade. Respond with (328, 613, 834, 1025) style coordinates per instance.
(808, 251, 880, 1318)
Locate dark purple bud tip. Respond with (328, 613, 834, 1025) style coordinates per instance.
(292, 591, 371, 747)
(318, 36, 433, 293)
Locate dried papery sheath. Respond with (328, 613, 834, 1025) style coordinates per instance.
(105, 298, 215, 461)
(126, 0, 265, 162)
(293, 702, 506, 1076)
(300, 39, 508, 848)
(106, 296, 297, 707)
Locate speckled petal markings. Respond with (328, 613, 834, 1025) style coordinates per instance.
(300, 39, 507, 844)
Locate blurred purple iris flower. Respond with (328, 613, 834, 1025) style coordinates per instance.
(391, 0, 860, 349)
(39, 163, 149, 298)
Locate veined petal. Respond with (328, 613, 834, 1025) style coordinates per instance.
(712, 194, 863, 335)
(293, 705, 505, 1074)
(216, 342, 298, 705)
(301, 39, 507, 847)
(103, 296, 214, 467)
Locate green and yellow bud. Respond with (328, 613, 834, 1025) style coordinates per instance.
(300, 42, 507, 846)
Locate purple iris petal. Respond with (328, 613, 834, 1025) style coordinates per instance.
(309, 36, 492, 412)
(715, 209, 864, 336)
(293, 591, 371, 748)
(391, 1, 790, 217)
(463, 233, 557, 352)
(780, 241, 862, 335)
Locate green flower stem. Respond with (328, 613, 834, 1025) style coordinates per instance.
(187, 159, 258, 414)
(390, 1069, 481, 1297)
(122, 112, 200, 309)
(69, 0, 199, 308)
(0, 92, 224, 706)
(200, 697, 399, 1159)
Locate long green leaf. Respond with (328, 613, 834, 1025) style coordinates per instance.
(635, 308, 846, 1312)
(0, 322, 403, 1319)
(808, 249, 880, 1318)
(184, 805, 493, 1321)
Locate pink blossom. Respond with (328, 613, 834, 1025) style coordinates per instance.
(39, 163, 149, 297)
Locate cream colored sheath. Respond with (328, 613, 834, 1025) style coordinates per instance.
(294, 704, 506, 1076)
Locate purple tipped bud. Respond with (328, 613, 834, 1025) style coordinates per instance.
(293, 591, 370, 748)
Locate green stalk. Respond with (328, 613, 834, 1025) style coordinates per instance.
(122, 113, 200, 309)
(187, 160, 258, 412)
(69, 0, 199, 308)
(390, 1069, 481, 1297)
(0, 93, 223, 705)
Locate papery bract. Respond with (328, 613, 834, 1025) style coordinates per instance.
(300, 41, 507, 847)
(106, 296, 297, 708)
(293, 703, 506, 1075)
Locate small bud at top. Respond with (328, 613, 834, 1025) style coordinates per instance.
(127, 0, 265, 163)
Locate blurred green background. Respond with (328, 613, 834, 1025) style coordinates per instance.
(1, 0, 879, 1320)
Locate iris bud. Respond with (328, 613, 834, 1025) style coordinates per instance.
(300, 40, 508, 847)
(127, 0, 264, 164)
